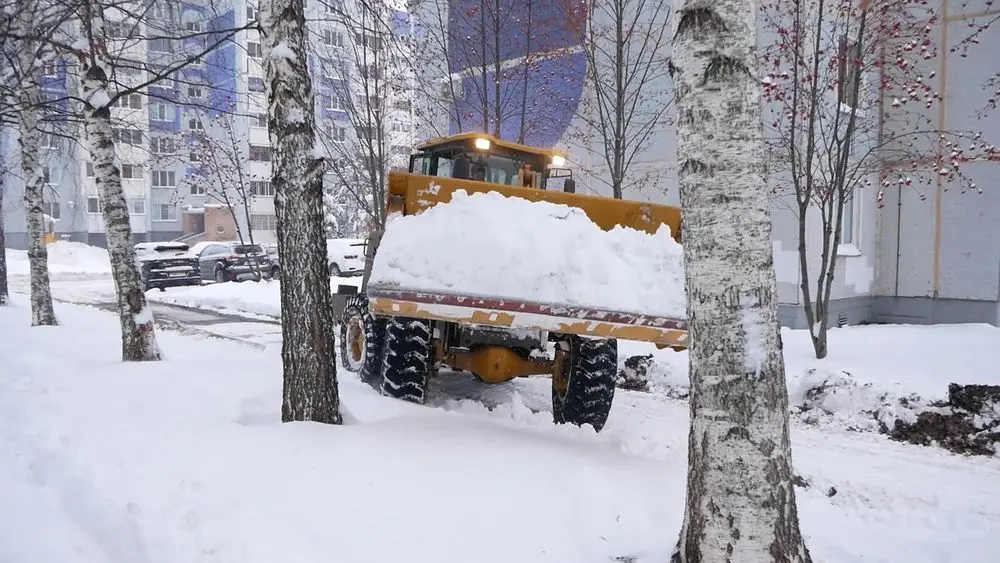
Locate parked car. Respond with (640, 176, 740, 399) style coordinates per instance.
(193, 241, 272, 283)
(326, 238, 365, 277)
(263, 244, 281, 280)
(134, 242, 201, 292)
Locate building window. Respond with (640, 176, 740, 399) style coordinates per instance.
(841, 193, 856, 246)
(248, 76, 265, 93)
(112, 93, 142, 109)
(837, 37, 862, 110)
(187, 85, 204, 99)
(329, 126, 346, 143)
(190, 183, 206, 195)
(150, 137, 175, 154)
(324, 0, 343, 15)
(121, 164, 143, 179)
(85, 162, 94, 177)
(247, 41, 263, 59)
(113, 128, 143, 145)
(323, 28, 344, 47)
(149, 102, 176, 121)
(87, 197, 102, 213)
(249, 180, 274, 196)
(130, 198, 146, 215)
(190, 151, 202, 163)
(394, 99, 411, 111)
(251, 113, 267, 128)
(107, 21, 134, 39)
(248, 145, 271, 161)
(149, 38, 173, 53)
(251, 213, 277, 231)
(41, 166, 55, 184)
(188, 118, 204, 130)
(185, 21, 203, 33)
(153, 204, 177, 221)
(246, 5, 259, 21)
(151, 170, 176, 188)
(325, 92, 345, 111)
(152, 1, 173, 20)
(40, 133, 61, 149)
(43, 201, 60, 219)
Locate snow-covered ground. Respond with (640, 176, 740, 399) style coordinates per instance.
(2, 296, 999, 562)
(620, 323, 1000, 436)
(147, 277, 362, 319)
(5, 240, 112, 276)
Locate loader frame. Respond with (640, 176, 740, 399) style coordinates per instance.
(335, 133, 687, 417)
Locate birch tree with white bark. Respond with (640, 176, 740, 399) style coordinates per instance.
(670, 0, 811, 560)
(74, 0, 161, 361)
(262, 0, 342, 423)
(14, 0, 58, 325)
(0, 163, 9, 307)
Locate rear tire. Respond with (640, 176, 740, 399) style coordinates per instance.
(552, 335, 617, 432)
(339, 294, 385, 388)
(379, 316, 433, 403)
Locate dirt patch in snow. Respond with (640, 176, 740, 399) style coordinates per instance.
(889, 384, 1000, 456)
(618, 354, 1000, 457)
(616, 354, 688, 399)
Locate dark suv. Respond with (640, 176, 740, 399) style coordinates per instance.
(195, 242, 271, 283)
(135, 242, 201, 291)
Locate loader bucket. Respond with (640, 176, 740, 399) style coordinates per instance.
(368, 170, 688, 347)
(387, 172, 683, 241)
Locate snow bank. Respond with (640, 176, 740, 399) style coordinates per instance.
(147, 277, 361, 319)
(5, 241, 111, 275)
(618, 323, 1000, 435)
(2, 298, 999, 562)
(369, 190, 686, 318)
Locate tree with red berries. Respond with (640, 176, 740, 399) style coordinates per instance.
(760, 0, 996, 359)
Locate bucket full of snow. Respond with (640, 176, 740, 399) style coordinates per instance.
(366, 190, 688, 346)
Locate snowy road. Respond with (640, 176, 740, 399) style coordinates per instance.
(8, 273, 284, 348)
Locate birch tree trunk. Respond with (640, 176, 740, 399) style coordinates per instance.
(671, 1, 811, 561)
(78, 2, 161, 361)
(262, 0, 342, 423)
(16, 25, 58, 326)
(0, 173, 9, 306)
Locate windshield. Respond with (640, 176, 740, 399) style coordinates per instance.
(234, 245, 264, 254)
(428, 151, 546, 188)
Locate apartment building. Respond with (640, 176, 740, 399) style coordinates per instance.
(430, 0, 1000, 328)
(1, 0, 416, 248)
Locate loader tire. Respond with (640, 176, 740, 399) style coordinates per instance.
(340, 294, 386, 389)
(552, 335, 617, 432)
(379, 316, 433, 403)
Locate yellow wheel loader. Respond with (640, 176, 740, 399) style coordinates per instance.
(335, 133, 686, 432)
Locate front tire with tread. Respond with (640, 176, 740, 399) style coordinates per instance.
(339, 293, 386, 388)
(552, 335, 617, 432)
(379, 317, 433, 403)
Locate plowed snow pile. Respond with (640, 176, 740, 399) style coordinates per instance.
(5, 241, 111, 275)
(369, 190, 686, 318)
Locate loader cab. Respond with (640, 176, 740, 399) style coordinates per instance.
(408, 133, 576, 193)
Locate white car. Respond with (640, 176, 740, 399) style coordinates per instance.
(326, 238, 365, 277)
